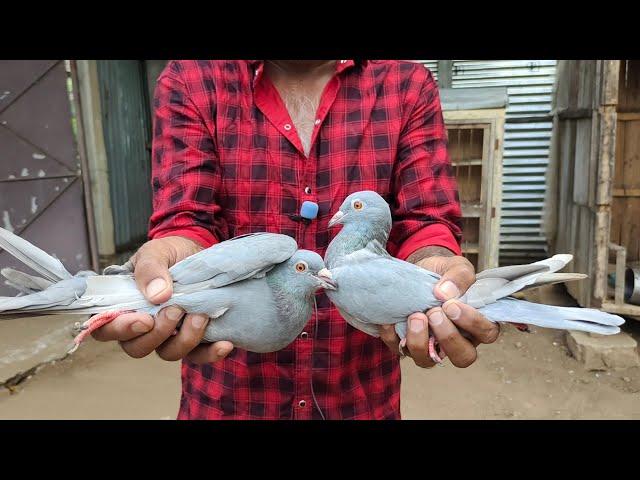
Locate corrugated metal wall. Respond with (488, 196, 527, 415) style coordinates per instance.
(96, 60, 153, 253)
(420, 60, 557, 264)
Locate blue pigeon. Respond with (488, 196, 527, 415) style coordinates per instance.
(323, 190, 625, 363)
(0, 228, 336, 353)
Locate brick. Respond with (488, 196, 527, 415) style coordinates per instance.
(565, 330, 640, 371)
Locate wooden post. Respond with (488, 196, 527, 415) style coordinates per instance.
(609, 243, 627, 305)
(75, 60, 116, 260)
(438, 60, 453, 88)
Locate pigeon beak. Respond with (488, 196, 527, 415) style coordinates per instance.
(316, 268, 337, 290)
(328, 210, 346, 228)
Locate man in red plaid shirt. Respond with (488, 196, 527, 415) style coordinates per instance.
(92, 60, 500, 419)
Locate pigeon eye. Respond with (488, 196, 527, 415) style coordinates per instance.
(352, 200, 364, 211)
(295, 261, 308, 272)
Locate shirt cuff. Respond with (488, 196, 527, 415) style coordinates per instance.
(151, 226, 219, 249)
(394, 223, 462, 261)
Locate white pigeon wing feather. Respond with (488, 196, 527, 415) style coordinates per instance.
(0, 227, 73, 282)
(2, 267, 54, 292)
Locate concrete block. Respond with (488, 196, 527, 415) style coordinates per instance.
(565, 330, 640, 371)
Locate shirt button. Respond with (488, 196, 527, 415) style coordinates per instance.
(284, 123, 292, 131)
(300, 331, 308, 339)
(340, 60, 347, 64)
(298, 400, 307, 408)
(314, 118, 321, 126)
(304, 186, 311, 195)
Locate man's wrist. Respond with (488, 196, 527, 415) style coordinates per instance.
(406, 245, 456, 265)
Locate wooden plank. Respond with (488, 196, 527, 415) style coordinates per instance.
(601, 60, 620, 106)
(75, 60, 116, 257)
(609, 243, 627, 305)
(621, 120, 640, 190)
(601, 301, 640, 318)
(617, 60, 640, 112)
(557, 108, 592, 120)
(460, 203, 483, 217)
(451, 159, 483, 166)
(437, 61, 453, 88)
(578, 61, 595, 110)
(461, 243, 479, 254)
(596, 105, 617, 206)
(613, 188, 640, 197)
(612, 119, 626, 191)
(572, 118, 592, 206)
(592, 207, 609, 306)
(617, 112, 640, 121)
(610, 118, 640, 263)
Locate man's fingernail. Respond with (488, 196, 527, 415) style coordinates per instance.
(191, 314, 207, 329)
(146, 278, 167, 298)
(165, 306, 183, 321)
(132, 321, 150, 333)
(409, 316, 425, 333)
(444, 301, 461, 320)
(438, 281, 460, 299)
(428, 310, 445, 327)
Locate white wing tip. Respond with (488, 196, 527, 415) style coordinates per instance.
(552, 254, 573, 265)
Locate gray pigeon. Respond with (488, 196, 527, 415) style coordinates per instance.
(0, 228, 335, 353)
(324, 190, 625, 362)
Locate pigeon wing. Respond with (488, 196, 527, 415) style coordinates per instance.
(169, 233, 298, 286)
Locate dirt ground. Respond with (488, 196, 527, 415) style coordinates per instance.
(1, 286, 639, 420)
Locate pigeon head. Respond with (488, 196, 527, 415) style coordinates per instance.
(272, 249, 336, 294)
(328, 190, 392, 233)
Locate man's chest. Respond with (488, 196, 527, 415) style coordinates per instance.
(187, 70, 409, 246)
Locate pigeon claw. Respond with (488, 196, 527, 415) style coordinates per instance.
(428, 335, 444, 365)
(68, 310, 133, 354)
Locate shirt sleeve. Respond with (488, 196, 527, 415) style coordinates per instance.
(147, 62, 227, 249)
(387, 66, 463, 260)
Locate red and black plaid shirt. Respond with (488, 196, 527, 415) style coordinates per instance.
(149, 60, 462, 419)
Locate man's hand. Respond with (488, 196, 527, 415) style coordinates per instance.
(91, 235, 234, 364)
(379, 246, 500, 369)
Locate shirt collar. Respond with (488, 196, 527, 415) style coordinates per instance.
(248, 60, 357, 75)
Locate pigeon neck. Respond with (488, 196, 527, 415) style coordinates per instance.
(266, 273, 313, 328)
(326, 221, 389, 267)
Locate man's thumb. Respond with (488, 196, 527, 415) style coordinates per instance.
(132, 246, 174, 304)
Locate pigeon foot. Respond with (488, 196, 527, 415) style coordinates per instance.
(68, 310, 133, 354)
(428, 335, 444, 364)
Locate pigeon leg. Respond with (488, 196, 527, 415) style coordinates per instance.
(428, 335, 445, 365)
(69, 310, 133, 354)
(512, 322, 531, 333)
(398, 330, 445, 366)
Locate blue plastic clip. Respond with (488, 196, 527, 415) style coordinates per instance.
(300, 201, 319, 220)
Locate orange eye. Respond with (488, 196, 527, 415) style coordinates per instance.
(295, 262, 307, 272)
(353, 200, 364, 210)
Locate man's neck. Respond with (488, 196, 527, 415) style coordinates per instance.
(264, 60, 337, 156)
(265, 60, 336, 77)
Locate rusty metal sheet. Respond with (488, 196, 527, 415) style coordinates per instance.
(0, 127, 73, 180)
(0, 61, 79, 170)
(0, 60, 57, 113)
(0, 60, 93, 295)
